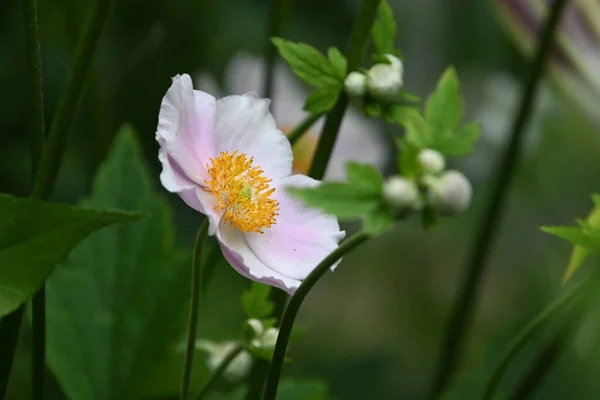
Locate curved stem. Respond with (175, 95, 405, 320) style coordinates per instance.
(31, 0, 115, 199)
(181, 220, 210, 400)
(482, 275, 590, 400)
(431, 0, 570, 395)
(287, 113, 323, 146)
(196, 344, 245, 400)
(262, 231, 371, 400)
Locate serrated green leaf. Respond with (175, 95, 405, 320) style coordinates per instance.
(288, 183, 380, 219)
(433, 122, 481, 156)
(345, 162, 383, 194)
(327, 47, 347, 79)
(386, 104, 421, 127)
(272, 37, 341, 88)
(0, 194, 139, 317)
(303, 85, 341, 114)
(46, 125, 192, 400)
(363, 206, 394, 235)
(241, 282, 274, 319)
(425, 67, 462, 131)
(405, 112, 430, 149)
(371, 0, 396, 55)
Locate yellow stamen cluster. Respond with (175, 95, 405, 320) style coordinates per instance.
(204, 151, 278, 233)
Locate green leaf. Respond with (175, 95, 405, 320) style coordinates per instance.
(272, 37, 341, 88)
(563, 196, 600, 283)
(541, 226, 600, 252)
(304, 85, 341, 114)
(327, 47, 347, 79)
(404, 112, 430, 149)
(0, 194, 138, 317)
(386, 104, 421, 127)
(371, 0, 396, 54)
(46, 125, 192, 400)
(434, 122, 481, 156)
(345, 162, 383, 194)
(425, 67, 462, 131)
(395, 138, 420, 178)
(363, 206, 394, 235)
(288, 183, 380, 219)
(241, 282, 274, 319)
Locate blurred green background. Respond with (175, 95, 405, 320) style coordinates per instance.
(2, 0, 600, 398)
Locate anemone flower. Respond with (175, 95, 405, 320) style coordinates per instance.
(156, 74, 345, 293)
(494, 0, 600, 125)
(195, 52, 390, 180)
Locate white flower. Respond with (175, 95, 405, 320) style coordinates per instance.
(367, 54, 404, 100)
(382, 176, 420, 211)
(195, 340, 253, 382)
(194, 52, 390, 181)
(344, 71, 368, 97)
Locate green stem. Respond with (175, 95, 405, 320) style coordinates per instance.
(31, 0, 115, 199)
(431, 0, 569, 395)
(482, 275, 590, 400)
(262, 232, 371, 400)
(32, 289, 46, 400)
(287, 113, 323, 146)
(181, 220, 210, 400)
(196, 344, 245, 400)
(0, 0, 46, 397)
(262, 0, 292, 99)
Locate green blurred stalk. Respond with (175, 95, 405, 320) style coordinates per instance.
(287, 112, 323, 146)
(0, 0, 116, 398)
(262, 232, 371, 400)
(195, 344, 245, 400)
(482, 273, 591, 400)
(180, 220, 210, 400)
(431, 0, 570, 395)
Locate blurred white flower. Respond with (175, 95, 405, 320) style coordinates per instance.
(195, 340, 252, 382)
(344, 71, 368, 97)
(366, 54, 404, 100)
(425, 170, 472, 217)
(382, 175, 420, 212)
(195, 52, 390, 181)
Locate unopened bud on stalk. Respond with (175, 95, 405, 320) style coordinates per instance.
(426, 170, 472, 216)
(196, 340, 253, 381)
(260, 328, 279, 351)
(244, 318, 264, 338)
(383, 176, 420, 211)
(367, 54, 403, 100)
(344, 71, 367, 97)
(418, 149, 445, 175)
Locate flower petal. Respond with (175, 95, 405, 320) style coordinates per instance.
(157, 74, 216, 185)
(245, 175, 345, 280)
(214, 94, 293, 181)
(217, 223, 302, 294)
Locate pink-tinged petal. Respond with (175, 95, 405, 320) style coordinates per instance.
(217, 223, 302, 294)
(245, 175, 345, 280)
(214, 94, 293, 181)
(156, 74, 216, 185)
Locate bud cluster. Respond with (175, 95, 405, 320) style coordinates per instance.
(382, 148, 472, 217)
(344, 54, 404, 101)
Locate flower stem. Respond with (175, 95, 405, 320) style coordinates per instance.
(31, 0, 115, 199)
(195, 344, 245, 400)
(430, 0, 569, 395)
(262, 231, 371, 400)
(181, 220, 210, 400)
(482, 274, 591, 400)
(262, 0, 292, 100)
(287, 113, 323, 146)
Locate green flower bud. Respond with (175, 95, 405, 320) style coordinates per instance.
(344, 71, 367, 97)
(427, 170, 472, 216)
(367, 55, 404, 100)
(383, 176, 419, 211)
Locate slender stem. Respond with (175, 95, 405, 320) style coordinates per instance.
(0, 308, 25, 399)
(430, 0, 570, 395)
(196, 344, 245, 400)
(262, 0, 292, 99)
(262, 232, 371, 400)
(32, 289, 46, 400)
(181, 220, 210, 400)
(482, 275, 590, 400)
(31, 0, 115, 199)
(0, 0, 46, 397)
(287, 113, 323, 146)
